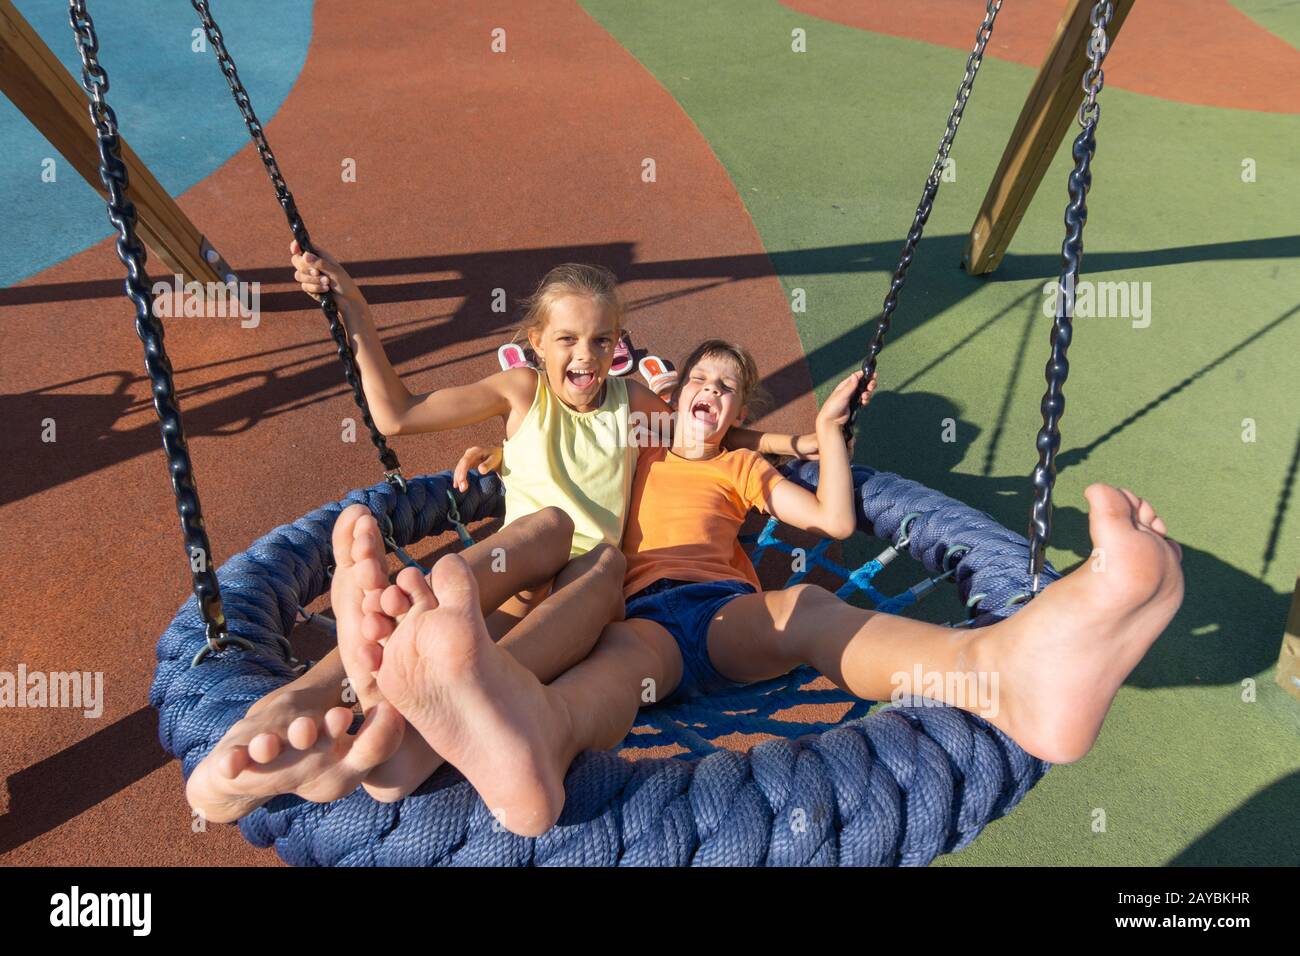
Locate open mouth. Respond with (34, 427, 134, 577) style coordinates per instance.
(566, 369, 597, 391)
(690, 399, 718, 426)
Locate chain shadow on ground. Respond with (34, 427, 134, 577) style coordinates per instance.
(855, 387, 1292, 691)
(4, 232, 1295, 508)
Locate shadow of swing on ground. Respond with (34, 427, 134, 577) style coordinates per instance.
(854, 388, 1294, 692)
(0, 706, 168, 856)
(5, 232, 1296, 509)
(1168, 769, 1300, 867)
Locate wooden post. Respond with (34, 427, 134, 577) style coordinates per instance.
(1278, 573, 1300, 703)
(0, 0, 233, 285)
(963, 0, 1135, 275)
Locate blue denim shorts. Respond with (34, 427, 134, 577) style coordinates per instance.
(625, 577, 755, 704)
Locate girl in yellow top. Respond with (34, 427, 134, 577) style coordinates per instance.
(291, 244, 810, 562)
(229, 247, 810, 808)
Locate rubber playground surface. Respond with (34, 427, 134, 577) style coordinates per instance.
(1, 0, 1297, 866)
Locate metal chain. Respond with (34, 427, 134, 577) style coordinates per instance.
(68, 0, 252, 665)
(842, 0, 1003, 443)
(1027, 0, 1115, 593)
(189, 0, 405, 489)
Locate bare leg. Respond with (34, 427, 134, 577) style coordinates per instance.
(485, 586, 549, 642)
(461, 507, 576, 621)
(495, 545, 627, 680)
(256, 505, 577, 716)
(370, 557, 680, 835)
(184, 504, 437, 823)
(187, 506, 617, 818)
(705, 483, 1185, 764)
(336, 505, 573, 748)
(358, 514, 627, 801)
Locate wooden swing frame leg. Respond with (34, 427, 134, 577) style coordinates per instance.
(0, 0, 231, 285)
(963, 0, 1135, 276)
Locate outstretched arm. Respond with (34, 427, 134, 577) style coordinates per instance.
(293, 241, 531, 435)
(292, 241, 416, 435)
(395, 370, 534, 436)
(763, 371, 875, 539)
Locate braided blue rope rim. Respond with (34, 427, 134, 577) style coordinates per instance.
(151, 464, 1057, 865)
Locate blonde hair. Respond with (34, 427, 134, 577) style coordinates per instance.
(514, 263, 624, 352)
(672, 339, 770, 424)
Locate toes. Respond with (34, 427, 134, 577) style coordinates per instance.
(1151, 515, 1168, 536)
(217, 746, 251, 779)
(345, 701, 406, 772)
(1084, 483, 1138, 527)
(323, 706, 355, 739)
(361, 610, 397, 643)
(331, 504, 370, 571)
(429, 553, 480, 613)
(359, 585, 398, 642)
(350, 517, 389, 590)
(397, 563, 438, 612)
(380, 580, 414, 618)
(350, 636, 384, 675)
(286, 716, 319, 750)
(396, 566, 428, 594)
(248, 732, 284, 764)
(1136, 497, 1157, 528)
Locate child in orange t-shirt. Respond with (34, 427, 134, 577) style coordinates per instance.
(617, 339, 862, 702)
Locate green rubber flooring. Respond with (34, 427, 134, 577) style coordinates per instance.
(581, 0, 1300, 866)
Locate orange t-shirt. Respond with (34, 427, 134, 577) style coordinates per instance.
(621, 446, 785, 598)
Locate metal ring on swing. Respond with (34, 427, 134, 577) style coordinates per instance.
(894, 511, 922, 549)
(191, 628, 256, 668)
(384, 469, 408, 493)
(943, 544, 972, 574)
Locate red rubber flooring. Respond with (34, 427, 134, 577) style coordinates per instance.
(0, 0, 817, 865)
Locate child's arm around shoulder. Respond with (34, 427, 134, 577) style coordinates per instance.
(627, 378, 673, 418)
(731, 428, 819, 458)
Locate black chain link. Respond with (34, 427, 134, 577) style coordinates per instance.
(68, 0, 251, 664)
(189, 0, 404, 488)
(1027, 0, 1115, 593)
(842, 0, 1003, 443)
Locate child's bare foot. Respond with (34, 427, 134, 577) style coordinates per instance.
(374, 553, 575, 837)
(972, 483, 1185, 763)
(185, 689, 404, 824)
(329, 504, 443, 802)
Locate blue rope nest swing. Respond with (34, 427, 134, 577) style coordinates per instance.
(69, 0, 1114, 867)
(151, 464, 1056, 866)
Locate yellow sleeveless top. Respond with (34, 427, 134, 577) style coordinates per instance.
(501, 370, 636, 557)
